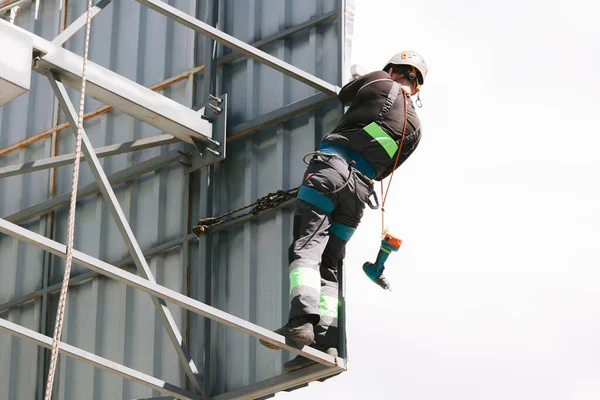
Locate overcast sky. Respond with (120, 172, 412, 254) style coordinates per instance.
(283, 0, 600, 399)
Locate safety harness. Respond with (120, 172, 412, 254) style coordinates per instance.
(295, 81, 403, 241)
(193, 81, 407, 242)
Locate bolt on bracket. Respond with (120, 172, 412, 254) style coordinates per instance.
(185, 93, 228, 174)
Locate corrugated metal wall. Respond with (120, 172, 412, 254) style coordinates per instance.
(0, 0, 347, 398)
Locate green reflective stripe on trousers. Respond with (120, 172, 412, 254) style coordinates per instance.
(289, 267, 321, 294)
(363, 122, 398, 158)
(320, 295, 339, 318)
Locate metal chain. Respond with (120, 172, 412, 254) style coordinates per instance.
(192, 187, 299, 236)
(44, 0, 93, 397)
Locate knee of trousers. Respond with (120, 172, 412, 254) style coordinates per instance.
(288, 259, 321, 317)
(319, 280, 339, 326)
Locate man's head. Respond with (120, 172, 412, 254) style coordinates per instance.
(383, 50, 428, 96)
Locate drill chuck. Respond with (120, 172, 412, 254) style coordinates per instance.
(362, 234, 402, 290)
(362, 262, 391, 290)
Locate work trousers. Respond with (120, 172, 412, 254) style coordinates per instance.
(288, 153, 374, 349)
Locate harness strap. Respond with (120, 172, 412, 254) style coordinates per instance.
(360, 81, 401, 159)
(376, 81, 400, 123)
(330, 221, 356, 241)
(297, 186, 335, 214)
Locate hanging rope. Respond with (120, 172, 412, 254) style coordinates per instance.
(44, 0, 93, 397)
(380, 89, 408, 236)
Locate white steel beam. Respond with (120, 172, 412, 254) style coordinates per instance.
(210, 364, 341, 400)
(134, 0, 341, 96)
(0, 217, 347, 371)
(0, 318, 202, 400)
(0, 134, 177, 179)
(47, 73, 204, 395)
(0, 18, 214, 146)
(52, 0, 112, 46)
(5, 149, 183, 224)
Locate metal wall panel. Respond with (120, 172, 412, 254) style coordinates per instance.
(0, 0, 348, 398)
(188, 0, 344, 395)
(1, 0, 196, 399)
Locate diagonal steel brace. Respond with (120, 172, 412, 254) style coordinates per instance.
(46, 72, 204, 396)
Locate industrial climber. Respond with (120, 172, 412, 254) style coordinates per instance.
(259, 50, 428, 371)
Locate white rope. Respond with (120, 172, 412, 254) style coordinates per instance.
(44, 0, 93, 397)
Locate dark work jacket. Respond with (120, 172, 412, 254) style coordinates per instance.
(322, 71, 422, 181)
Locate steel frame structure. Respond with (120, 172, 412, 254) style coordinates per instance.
(0, 1, 346, 399)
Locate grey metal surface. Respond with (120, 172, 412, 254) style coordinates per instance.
(0, 18, 215, 146)
(135, 0, 341, 96)
(0, 318, 202, 400)
(51, 0, 112, 46)
(0, 1, 196, 399)
(48, 72, 203, 394)
(6, 150, 184, 224)
(189, 0, 346, 395)
(0, 217, 346, 370)
(0, 18, 32, 106)
(0, 134, 177, 179)
(0, 0, 351, 398)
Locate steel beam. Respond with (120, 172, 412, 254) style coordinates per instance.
(217, 10, 337, 67)
(210, 364, 341, 400)
(228, 92, 336, 142)
(0, 18, 214, 146)
(0, 318, 202, 400)
(5, 149, 183, 224)
(134, 0, 340, 96)
(0, 191, 293, 315)
(0, 192, 291, 313)
(52, 0, 112, 46)
(0, 134, 177, 179)
(0, 10, 338, 158)
(0, 217, 346, 370)
(0, 0, 25, 14)
(47, 73, 204, 395)
(0, 232, 195, 313)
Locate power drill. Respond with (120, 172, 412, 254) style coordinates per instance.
(362, 233, 402, 290)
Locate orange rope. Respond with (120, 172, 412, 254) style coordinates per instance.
(380, 88, 408, 236)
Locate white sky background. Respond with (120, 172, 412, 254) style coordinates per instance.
(282, 0, 600, 399)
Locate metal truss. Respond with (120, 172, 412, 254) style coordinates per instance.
(0, 134, 178, 179)
(52, 0, 112, 46)
(0, 2, 347, 399)
(0, 218, 347, 393)
(47, 72, 205, 395)
(134, 0, 341, 96)
(0, 318, 202, 400)
(0, 9, 338, 158)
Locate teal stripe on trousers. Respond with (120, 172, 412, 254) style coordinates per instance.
(297, 186, 335, 214)
(329, 222, 355, 241)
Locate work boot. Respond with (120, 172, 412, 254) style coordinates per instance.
(283, 344, 338, 372)
(259, 316, 315, 350)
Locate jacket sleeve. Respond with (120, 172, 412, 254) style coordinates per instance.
(338, 71, 387, 105)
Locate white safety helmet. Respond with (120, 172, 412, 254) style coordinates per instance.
(383, 50, 428, 87)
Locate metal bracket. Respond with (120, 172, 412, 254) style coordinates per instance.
(185, 93, 227, 174)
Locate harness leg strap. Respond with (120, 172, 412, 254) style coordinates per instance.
(296, 186, 335, 214)
(329, 221, 356, 241)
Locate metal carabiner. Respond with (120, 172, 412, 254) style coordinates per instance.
(366, 186, 380, 210)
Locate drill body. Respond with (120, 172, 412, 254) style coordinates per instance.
(362, 234, 402, 290)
